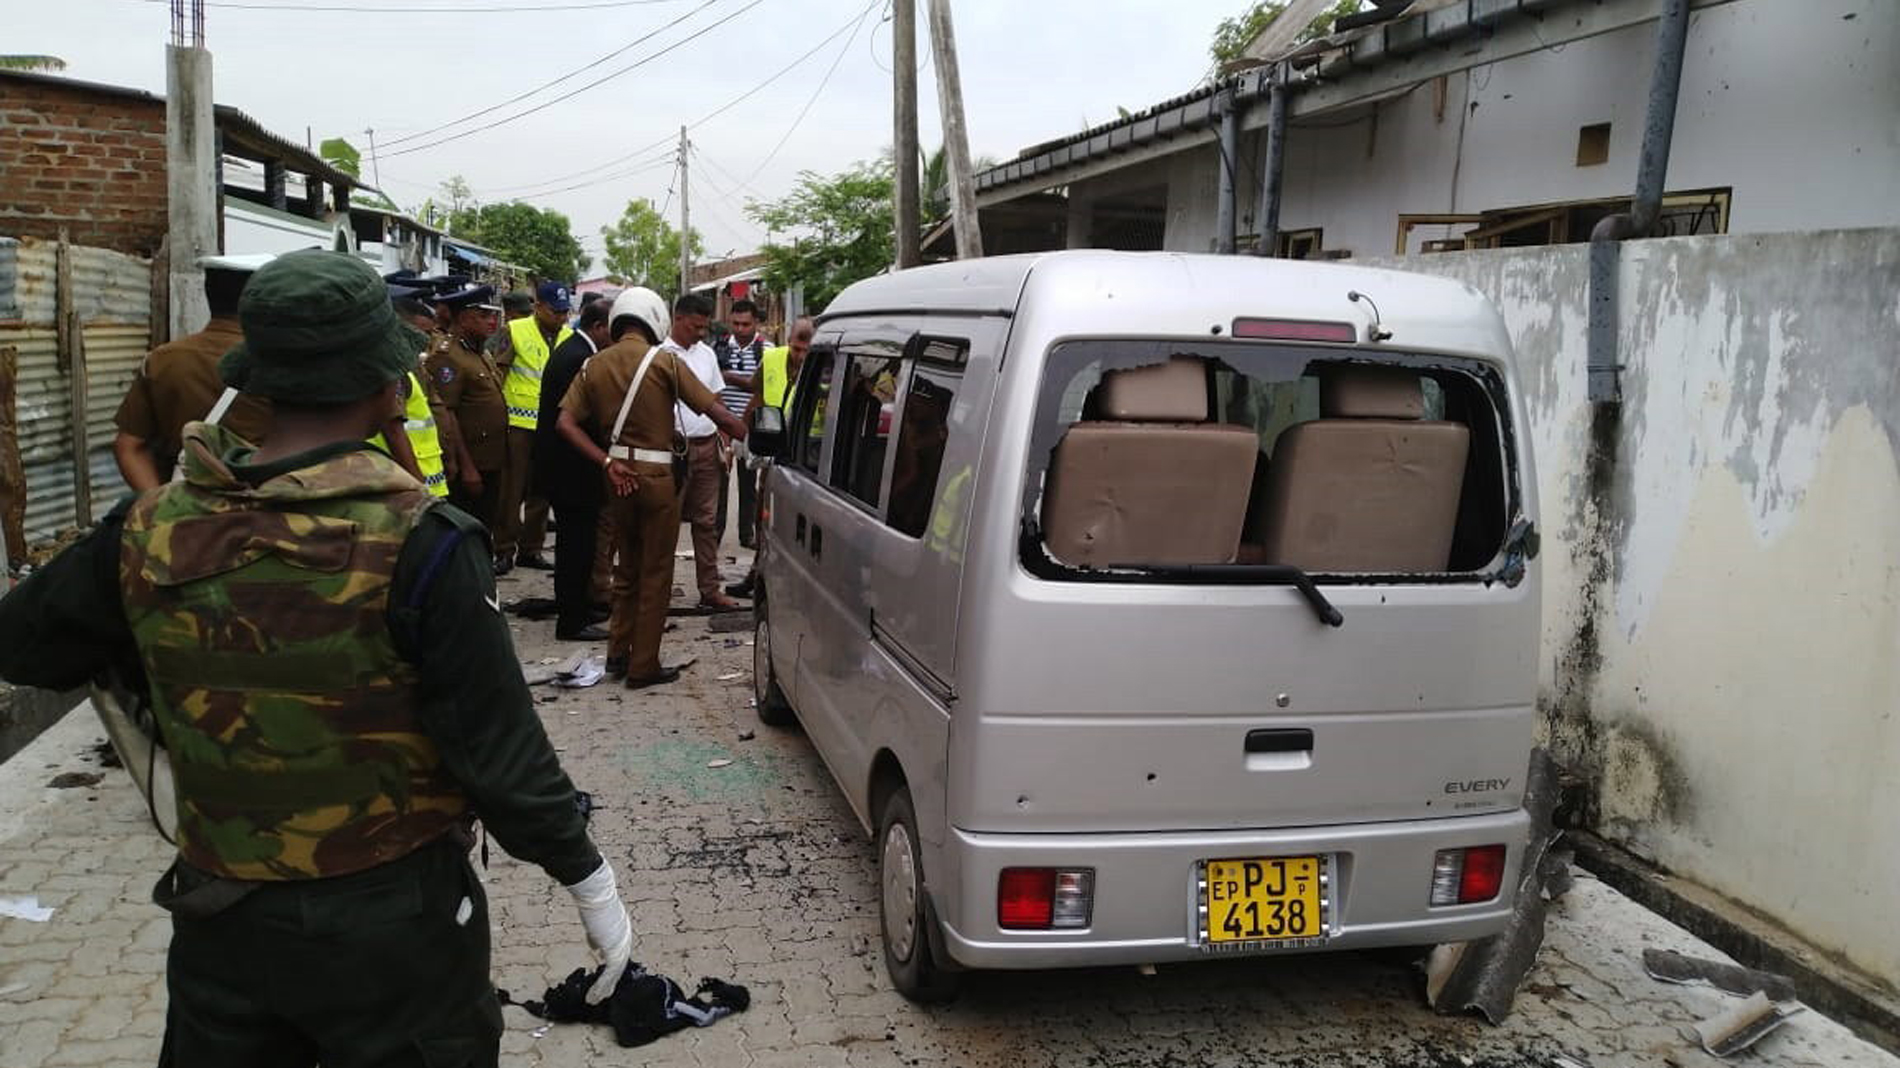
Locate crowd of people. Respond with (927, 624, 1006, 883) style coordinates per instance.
(105, 252, 815, 688)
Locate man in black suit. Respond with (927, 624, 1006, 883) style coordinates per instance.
(534, 297, 615, 641)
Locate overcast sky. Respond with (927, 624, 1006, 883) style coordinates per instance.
(12, 0, 1246, 273)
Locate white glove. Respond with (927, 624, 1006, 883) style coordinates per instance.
(566, 860, 634, 1005)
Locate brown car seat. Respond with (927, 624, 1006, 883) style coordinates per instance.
(1042, 357, 1259, 567)
(1258, 365, 1469, 572)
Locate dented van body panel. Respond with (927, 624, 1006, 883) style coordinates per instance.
(761, 250, 1540, 977)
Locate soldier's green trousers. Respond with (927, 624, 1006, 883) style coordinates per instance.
(155, 838, 502, 1068)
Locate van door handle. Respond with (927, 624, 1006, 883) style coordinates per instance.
(1244, 728, 1313, 772)
(795, 515, 807, 546)
(811, 525, 824, 561)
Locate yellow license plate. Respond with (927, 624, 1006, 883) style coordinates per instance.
(1204, 856, 1326, 946)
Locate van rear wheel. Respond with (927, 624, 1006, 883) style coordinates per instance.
(878, 787, 959, 1003)
(753, 611, 795, 727)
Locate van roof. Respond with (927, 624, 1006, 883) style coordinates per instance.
(821, 251, 1512, 363)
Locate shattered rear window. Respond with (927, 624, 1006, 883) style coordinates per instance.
(1020, 340, 1518, 583)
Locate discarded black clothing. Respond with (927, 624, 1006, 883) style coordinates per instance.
(500, 964, 749, 1048)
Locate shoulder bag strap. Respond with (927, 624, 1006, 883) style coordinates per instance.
(606, 344, 666, 449)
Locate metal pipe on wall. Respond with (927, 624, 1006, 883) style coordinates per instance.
(1586, 0, 1691, 403)
(1216, 89, 1239, 255)
(1252, 65, 1288, 257)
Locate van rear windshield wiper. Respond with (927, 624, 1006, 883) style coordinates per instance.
(1134, 564, 1345, 628)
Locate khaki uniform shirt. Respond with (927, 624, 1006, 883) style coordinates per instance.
(114, 319, 274, 461)
(424, 331, 508, 471)
(560, 337, 723, 461)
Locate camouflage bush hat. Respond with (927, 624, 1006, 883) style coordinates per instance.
(219, 249, 420, 404)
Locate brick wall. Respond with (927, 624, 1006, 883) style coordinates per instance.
(0, 80, 168, 257)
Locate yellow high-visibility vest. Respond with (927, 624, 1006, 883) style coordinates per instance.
(502, 316, 573, 430)
(760, 346, 791, 408)
(373, 372, 448, 498)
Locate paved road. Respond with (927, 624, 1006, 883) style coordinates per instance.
(0, 536, 1894, 1068)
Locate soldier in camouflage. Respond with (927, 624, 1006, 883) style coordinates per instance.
(0, 250, 635, 1067)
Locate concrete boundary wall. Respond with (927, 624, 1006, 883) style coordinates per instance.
(1366, 228, 1900, 990)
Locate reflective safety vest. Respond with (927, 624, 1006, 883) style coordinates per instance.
(759, 346, 791, 409)
(118, 424, 468, 881)
(502, 317, 572, 430)
(372, 373, 448, 498)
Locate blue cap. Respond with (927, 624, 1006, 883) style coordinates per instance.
(536, 281, 573, 312)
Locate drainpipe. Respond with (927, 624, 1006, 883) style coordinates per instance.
(1215, 87, 1240, 254)
(1586, 0, 1690, 402)
(1252, 64, 1288, 257)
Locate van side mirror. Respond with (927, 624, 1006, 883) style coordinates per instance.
(749, 406, 786, 459)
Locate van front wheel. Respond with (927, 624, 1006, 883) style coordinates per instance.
(878, 788, 959, 1003)
(753, 611, 795, 727)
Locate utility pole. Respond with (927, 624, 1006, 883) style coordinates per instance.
(892, 0, 921, 269)
(364, 127, 383, 191)
(924, 0, 981, 259)
(166, 0, 216, 341)
(678, 125, 691, 300)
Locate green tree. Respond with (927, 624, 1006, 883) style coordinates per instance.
(450, 201, 589, 282)
(748, 159, 894, 314)
(0, 56, 66, 72)
(319, 137, 362, 178)
(1210, 1, 1365, 69)
(919, 145, 999, 223)
(600, 198, 702, 296)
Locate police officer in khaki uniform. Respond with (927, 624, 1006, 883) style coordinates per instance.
(424, 285, 510, 553)
(555, 288, 747, 688)
(112, 255, 276, 491)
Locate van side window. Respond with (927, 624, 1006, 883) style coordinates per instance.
(788, 349, 836, 473)
(887, 361, 961, 538)
(830, 354, 903, 509)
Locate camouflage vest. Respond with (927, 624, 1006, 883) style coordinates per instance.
(119, 423, 470, 880)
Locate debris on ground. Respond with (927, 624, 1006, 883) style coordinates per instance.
(505, 597, 562, 620)
(1643, 948, 1797, 1001)
(499, 964, 749, 1048)
(525, 652, 605, 688)
(736, 730, 755, 742)
(1425, 748, 1570, 1024)
(708, 612, 753, 633)
(47, 771, 103, 789)
(1687, 990, 1805, 1057)
(716, 672, 743, 682)
(707, 758, 733, 769)
(0, 896, 55, 922)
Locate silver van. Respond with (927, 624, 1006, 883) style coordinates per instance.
(746, 250, 1540, 1001)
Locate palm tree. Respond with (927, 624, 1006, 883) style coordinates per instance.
(920, 145, 997, 223)
(0, 56, 67, 72)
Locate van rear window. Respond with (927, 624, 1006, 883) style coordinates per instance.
(1020, 341, 1519, 583)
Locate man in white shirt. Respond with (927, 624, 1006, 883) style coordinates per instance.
(663, 294, 742, 610)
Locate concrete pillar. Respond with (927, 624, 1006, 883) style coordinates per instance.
(264, 160, 287, 211)
(165, 44, 217, 341)
(1065, 196, 1093, 250)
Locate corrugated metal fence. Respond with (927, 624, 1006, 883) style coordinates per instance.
(0, 236, 152, 548)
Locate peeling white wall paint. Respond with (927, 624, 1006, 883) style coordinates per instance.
(1369, 228, 1900, 987)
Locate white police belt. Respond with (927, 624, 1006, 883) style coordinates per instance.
(609, 445, 675, 465)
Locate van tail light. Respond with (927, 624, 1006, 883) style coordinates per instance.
(1430, 845, 1507, 906)
(998, 868, 1094, 929)
(1231, 318, 1359, 343)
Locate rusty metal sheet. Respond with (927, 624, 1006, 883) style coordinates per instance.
(2, 321, 149, 543)
(0, 237, 153, 327)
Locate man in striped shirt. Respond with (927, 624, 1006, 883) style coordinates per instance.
(712, 299, 768, 549)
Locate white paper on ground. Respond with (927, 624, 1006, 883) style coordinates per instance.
(0, 896, 55, 922)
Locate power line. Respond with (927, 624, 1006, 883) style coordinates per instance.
(379, 0, 723, 149)
(421, 1, 876, 204)
(739, 0, 874, 185)
(137, 0, 693, 11)
(687, 157, 764, 241)
(691, 147, 764, 202)
(381, 0, 765, 159)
